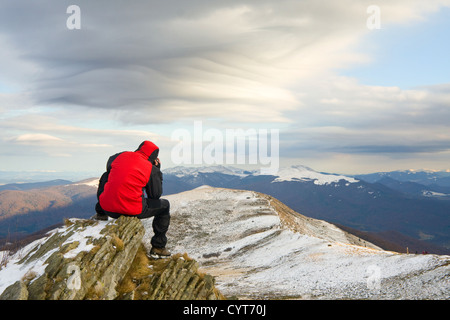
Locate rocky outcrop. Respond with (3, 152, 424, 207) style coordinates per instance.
(0, 216, 223, 300)
(116, 250, 224, 300)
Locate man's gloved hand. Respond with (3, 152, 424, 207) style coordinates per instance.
(153, 158, 161, 168)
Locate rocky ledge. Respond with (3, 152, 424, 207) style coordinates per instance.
(0, 216, 224, 300)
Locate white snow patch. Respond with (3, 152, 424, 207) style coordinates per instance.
(61, 220, 106, 259)
(0, 235, 53, 294)
(0, 219, 108, 294)
(163, 165, 250, 178)
(193, 185, 213, 190)
(71, 178, 99, 188)
(269, 165, 359, 185)
(422, 190, 449, 197)
(163, 165, 359, 186)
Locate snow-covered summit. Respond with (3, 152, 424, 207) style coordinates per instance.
(163, 165, 250, 177)
(270, 165, 359, 185)
(71, 178, 99, 188)
(164, 164, 359, 186)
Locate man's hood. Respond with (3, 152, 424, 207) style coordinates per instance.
(136, 140, 159, 162)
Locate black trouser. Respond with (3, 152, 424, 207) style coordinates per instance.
(95, 198, 170, 249)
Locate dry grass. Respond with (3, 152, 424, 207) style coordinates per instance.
(111, 235, 124, 251)
(89, 244, 101, 255)
(129, 245, 152, 278)
(85, 281, 105, 300)
(64, 219, 74, 227)
(116, 249, 201, 299)
(172, 252, 193, 261)
(0, 251, 10, 270)
(21, 270, 38, 283)
(116, 244, 153, 298)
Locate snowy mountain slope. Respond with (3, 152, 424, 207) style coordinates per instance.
(163, 165, 250, 178)
(163, 164, 358, 185)
(355, 169, 450, 187)
(70, 178, 99, 188)
(142, 186, 450, 299)
(162, 166, 450, 253)
(267, 165, 359, 185)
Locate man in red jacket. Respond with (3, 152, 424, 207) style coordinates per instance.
(94, 140, 171, 257)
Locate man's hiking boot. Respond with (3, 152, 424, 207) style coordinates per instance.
(150, 247, 171, 258)
(91, 212, 108, 221)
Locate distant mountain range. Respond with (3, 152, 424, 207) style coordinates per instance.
(0, 178, 98, 246)
(0, 166, 449, 255)
(354, 170, 450, 198)
(0, 171, 99, 185)
(162, 165, 450, 254)
(0, 179, 73, 192)
(354, 169, 450, 186)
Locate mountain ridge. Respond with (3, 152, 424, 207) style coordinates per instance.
(2, 186, 448, 300)
(0, 182, 97, 244)
(1, 165, 449, 254)
(144, 186, 449, 299)
(162, 165, 450, 253)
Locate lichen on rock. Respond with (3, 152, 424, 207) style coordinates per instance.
(116, 249, 224, 300)
(0, 215, 223, 300)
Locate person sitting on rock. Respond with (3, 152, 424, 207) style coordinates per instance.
(94, 140, 171, 258)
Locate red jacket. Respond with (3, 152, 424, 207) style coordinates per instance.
(98, 141, 162, 215)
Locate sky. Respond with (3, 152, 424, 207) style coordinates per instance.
(0, 0, 449, 178)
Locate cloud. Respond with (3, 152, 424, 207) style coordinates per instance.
(0, 0, 449, 172)
(275, 70, 450, 164)
(2, 1, 448, 124)
(11, 133, 63, 145)
(0, 112, 175, 169)
(0, 113, 168, 146)
(0, 0, 403, 124)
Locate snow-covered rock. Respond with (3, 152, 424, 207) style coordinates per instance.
(0, 216, 223, 300)
(0, 217, 144, 300)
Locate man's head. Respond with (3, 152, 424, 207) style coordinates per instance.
(136, 141, 159, 162)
